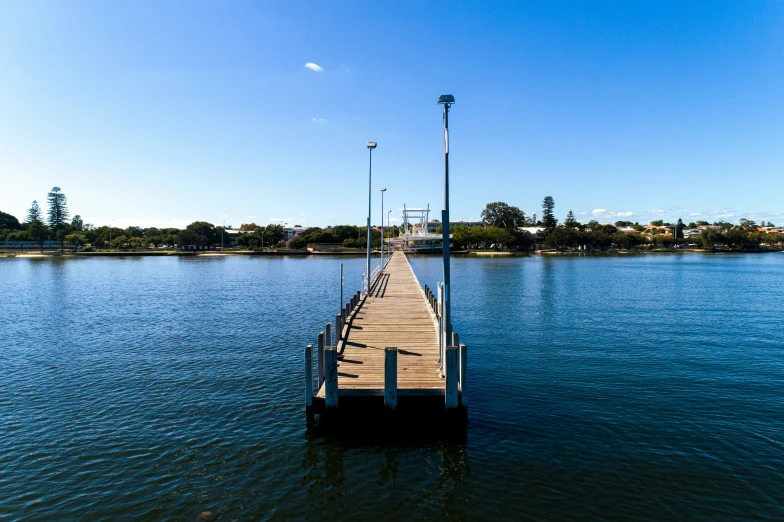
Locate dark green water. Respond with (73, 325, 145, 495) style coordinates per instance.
(1, 254, 783, 520)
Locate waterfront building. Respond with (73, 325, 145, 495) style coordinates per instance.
(284, 226, 306, 240)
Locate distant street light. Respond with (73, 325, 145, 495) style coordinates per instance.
(380, 187, 386, 267)
(366, 141, 377, 293)
(110, 219, 115, 251)
(438, 94, 454, 349)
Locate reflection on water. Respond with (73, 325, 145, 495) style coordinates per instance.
(300, 427, 470, 519)
(1, 254, 783, 519)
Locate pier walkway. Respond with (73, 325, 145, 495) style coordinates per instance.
(305, 251, 466, 423)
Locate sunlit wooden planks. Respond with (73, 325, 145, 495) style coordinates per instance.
(338, 251, 442, 393)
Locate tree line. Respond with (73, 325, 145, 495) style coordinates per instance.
(4, 189, 780, 252)
(452, 198, 783, 251)
(0, 188, 240, 251)
(0, 188, 403, 251)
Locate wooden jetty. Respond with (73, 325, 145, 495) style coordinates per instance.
(305, 251, 466, 424)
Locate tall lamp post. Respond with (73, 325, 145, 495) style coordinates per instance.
(380, 187, 386, 268)
(438, 94, 455, 348)
(110, 219, 115, 251)
(366, 141, 377, 293)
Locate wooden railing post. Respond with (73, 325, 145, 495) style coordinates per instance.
(445, 345, 458, 409)
(324, 346, 338, 410)
(459, 343, 467, 408)
(325, 322, 332, 350)
(317, 332, 325, 388)
(452, 332, 459, 351)
(305, 344, 314, 424)
(384, 347, 398, 414)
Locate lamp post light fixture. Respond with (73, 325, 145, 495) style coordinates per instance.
(366, 141, 377, 293)
(437, 94, 454, 350)
(380, 187, 386, 268)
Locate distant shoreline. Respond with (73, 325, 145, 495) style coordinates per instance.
(2, 248, 782, 259)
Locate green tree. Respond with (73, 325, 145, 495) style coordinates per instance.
(613, 232, 648, 249)
(177, 221, 220, 248)
(715, 221, 733, 231)
(480, 202, 526, 230)
(541, 196, 557, 232)
(46, 187, 70, 249)
(564, 210, 580, 229)
(544, 226, 580, 251)
(675, 218, 685, 239)
(700, 228, 725, 251)
(71, 215, 84, 230)
(65, 232, 87, 252)
(331, 225, 360, 243)
(738, 218, 758, 230)
(0, 210, 21, 230)
(263, 224, 285, 246)
(111, 235, 130, 249)
(25, 200, 49, 252)
(128, 237, 148, 250)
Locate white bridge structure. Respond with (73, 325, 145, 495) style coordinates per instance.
(389, 204, 452, 252)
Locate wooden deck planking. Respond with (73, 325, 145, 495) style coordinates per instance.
(319, 252, 444, 395)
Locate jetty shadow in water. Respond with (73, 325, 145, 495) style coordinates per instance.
(310, 396, 467, 442)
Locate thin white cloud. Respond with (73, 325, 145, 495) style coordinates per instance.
(270, 217, 293, 222)
(340, 65, 351, 73)
(304, 62, 324, 72)
(311, 118, 327, 123)
(591, 209, 634, 221)
(649, 209, 666, 215)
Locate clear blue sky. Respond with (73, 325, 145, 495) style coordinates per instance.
(1, 1, 782, 228)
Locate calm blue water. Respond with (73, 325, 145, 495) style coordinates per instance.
(1, 253, 783, 520)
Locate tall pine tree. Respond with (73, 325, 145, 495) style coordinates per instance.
(541, 196, 558, 233)
(27, 200, 42, 223)
(46, 187, 69, 250)
(564, 210, 579, 229)
(26, 200, 49, 252)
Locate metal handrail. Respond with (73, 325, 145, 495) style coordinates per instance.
(362, 260, 382, 294)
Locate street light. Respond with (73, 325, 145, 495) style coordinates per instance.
(110, 219, 115, 251)
(380, 187, 386, 268)
(438, 94, 454, 350)
(366, 141, 377, 293)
